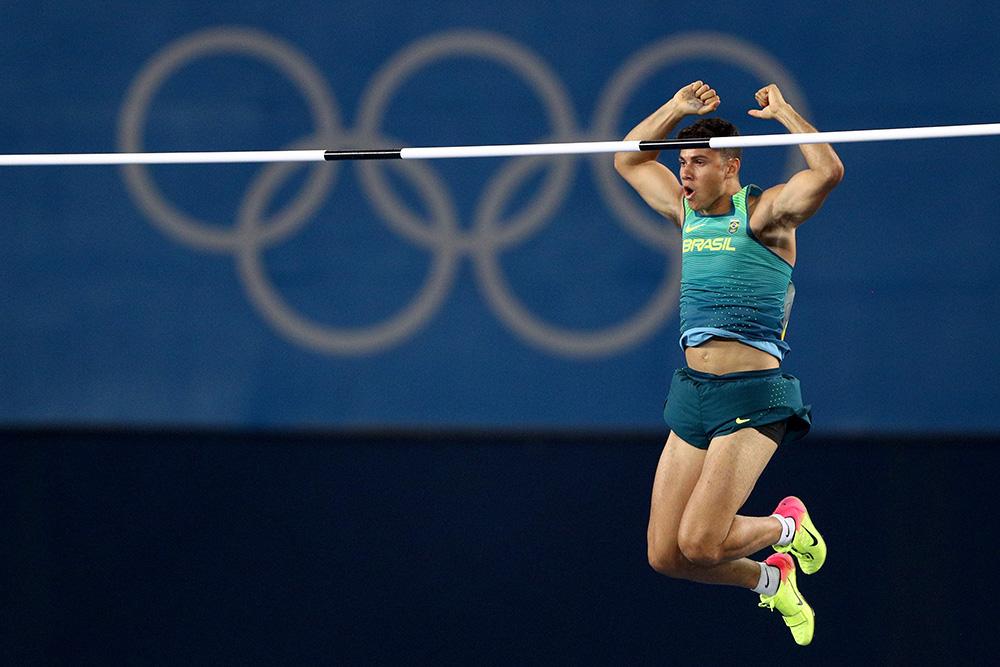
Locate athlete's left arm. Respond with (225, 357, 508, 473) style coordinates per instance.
(750, 85, 845, 228)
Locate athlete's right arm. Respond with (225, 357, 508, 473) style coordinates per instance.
(614, 81, 720, 226)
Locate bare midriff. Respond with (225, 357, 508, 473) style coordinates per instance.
(684, 338, 780, 375)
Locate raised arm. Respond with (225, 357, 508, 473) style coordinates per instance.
(614, 81, 720, 225)
(749, 84, 845, 227)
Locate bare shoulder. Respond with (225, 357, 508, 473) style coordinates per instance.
(748, 185, 797, 265)
(747, 184, 784, 231)
(648, 190, 684, 229)
(666, 194, 685, 229)
(655, 188, 686, 228)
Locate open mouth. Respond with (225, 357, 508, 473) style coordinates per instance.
(683, 186, 695, 199)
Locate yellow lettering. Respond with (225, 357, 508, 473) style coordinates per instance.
(682, 237, 739, 253)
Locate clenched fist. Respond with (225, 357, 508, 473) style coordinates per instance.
(748, 84, 792, 120)
(671, 81, 721, 116)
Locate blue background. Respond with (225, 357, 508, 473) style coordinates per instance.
(3, 1, 999, 432)
(3, 3, 1000, 665)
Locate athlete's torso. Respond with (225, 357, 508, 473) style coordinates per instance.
(678, 184, 795, 373)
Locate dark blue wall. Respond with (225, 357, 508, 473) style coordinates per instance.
(3, 1, 1000, 432)
(3, 430, 996, 664)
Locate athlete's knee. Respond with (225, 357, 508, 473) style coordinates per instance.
(647, 541, 694, 579)
(676, 529, 726, 567)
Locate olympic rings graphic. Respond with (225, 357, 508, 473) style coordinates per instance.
(118, 27, 810, 357)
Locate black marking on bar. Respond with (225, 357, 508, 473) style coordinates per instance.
(638, 138, 711, 151)
(323, 149, 402, 161)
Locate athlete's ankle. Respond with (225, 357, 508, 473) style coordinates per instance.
(751, 561, 780, 596)
(772, 513, 795, 546)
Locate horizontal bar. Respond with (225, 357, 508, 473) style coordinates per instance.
(1, 122, 998, 166)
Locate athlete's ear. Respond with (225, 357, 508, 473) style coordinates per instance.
(726, 156, 741, 178)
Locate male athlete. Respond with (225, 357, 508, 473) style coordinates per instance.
(614, 81, 843, 645)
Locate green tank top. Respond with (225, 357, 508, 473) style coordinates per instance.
(678, 184, 795, 359)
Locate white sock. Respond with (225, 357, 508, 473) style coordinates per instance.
(752, 562, 781, 596)
(772, 513, 795, 546)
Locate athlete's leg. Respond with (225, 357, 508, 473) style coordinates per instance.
(676, 427, 784, 568)
(647, 431, 761, 587)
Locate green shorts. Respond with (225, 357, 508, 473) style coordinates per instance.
(662, 367, 811, 449)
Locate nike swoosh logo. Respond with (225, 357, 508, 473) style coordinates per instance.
(801, 524, 820, 548)
(735, 417, 751, 424)
(684, 222, 707, 233)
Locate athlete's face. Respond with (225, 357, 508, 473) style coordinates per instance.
(678, 148, 738, 211)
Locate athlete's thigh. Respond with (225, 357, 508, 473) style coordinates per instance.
(647, 430, 706, 558)
(679, 427, 778, 544)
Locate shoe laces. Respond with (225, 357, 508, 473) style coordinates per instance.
(758, 595, 777, 611)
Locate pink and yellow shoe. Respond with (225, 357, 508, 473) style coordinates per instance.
(758, 553, 815, 646)
(773, 496, 826, 575)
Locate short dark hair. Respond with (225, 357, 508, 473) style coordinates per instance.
(677, 118, 741, 160)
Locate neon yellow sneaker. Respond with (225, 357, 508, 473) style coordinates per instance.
(772, 496, 826, 575)
(758, 552, 815, 646)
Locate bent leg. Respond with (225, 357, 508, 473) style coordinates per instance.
(647, 431, 762, 588)
(677, 427, 784, 567)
